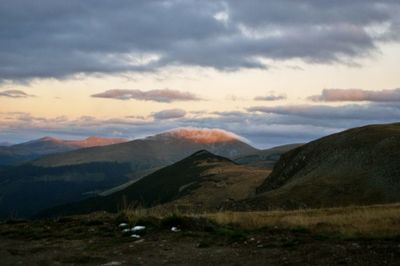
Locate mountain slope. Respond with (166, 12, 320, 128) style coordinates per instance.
(33, 128, 258, 179)
(0, 136, 128, 165)
(242, 123, 400, 210)
(0, 162, 131, 218)
(0, 128, 258, 218)
(234, 143, 303, 168)
(39, 150, 269, 217)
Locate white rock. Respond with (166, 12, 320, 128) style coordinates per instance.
(171, 226, 181, 232)
(131, 225, 146, 232)
(118, 223, 128, 228)
(122, 228, 131, 233)
(131, 234, 141, 238)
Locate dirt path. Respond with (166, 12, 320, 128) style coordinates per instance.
(0, 217, 399, 265)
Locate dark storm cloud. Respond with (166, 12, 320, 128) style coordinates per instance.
(0, 90, 35, 98)
(91, 89, 201, 102)
(1, 0, 400, 81)
(309, 88, 400, 102)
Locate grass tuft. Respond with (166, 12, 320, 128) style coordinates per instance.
(206, 203, 400, 239)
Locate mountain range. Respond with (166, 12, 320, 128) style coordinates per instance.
(32, 129, 259, 180)
(0, 128, 281, 217)
(2, 123, 400, 219)
(0, 136, 128, 166)
(39, 123, 400, 217)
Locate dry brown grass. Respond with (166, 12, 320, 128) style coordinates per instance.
(117, 203, 400, 239)
(206, 203, 400, 238)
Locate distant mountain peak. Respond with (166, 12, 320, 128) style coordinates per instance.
(0, 141, 13, 147)
(70, 136, 128, 147)
(39, 136, 59, 141)
(153, 127, 244, 144)
(186, 149, 235, 163)
(191, 150, 213, 157)
(11, 136, 128, 150)
(85, 136, 106, 141)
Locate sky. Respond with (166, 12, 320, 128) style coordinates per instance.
(1, 0, 400, 148)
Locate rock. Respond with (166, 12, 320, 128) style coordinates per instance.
(131, 226, 146, 232)
(131, 234, 141, 239)
(171, 226, 181, 232)
(118, 223, 128, 228)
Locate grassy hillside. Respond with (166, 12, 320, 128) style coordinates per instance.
(243, 123, 400, 210)
(234, 143, 302, 168)
(39, 151, 269, 217)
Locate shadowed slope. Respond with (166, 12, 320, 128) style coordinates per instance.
(39, 150, 269, 217)
(234, 143, 303, 168)
(242, 123, 400, 210)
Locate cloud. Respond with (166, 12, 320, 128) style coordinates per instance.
(309, 88, 400, 102)
(91, 89, 201, 102)
(2, 101, 400, 148)
(1, 1, 400, 81)
(0, 90, 35, 98)
(247, 104, 400, 120)
(152, 109, 187, 120)
(254, 94, 286, 101)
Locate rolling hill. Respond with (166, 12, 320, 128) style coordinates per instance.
(240, 123, 400, 210)
(38, 150, 270, 217)
(0, 128, 261, 218)
(0, 136, 128, 165)
(33, 128, 258, 178)
(234, 143, 303, 168)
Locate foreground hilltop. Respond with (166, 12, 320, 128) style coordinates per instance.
(243, 123, 400, 210)
(39, 150, 269, 217)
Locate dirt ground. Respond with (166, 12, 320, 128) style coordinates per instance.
(0, 217, 399, 266)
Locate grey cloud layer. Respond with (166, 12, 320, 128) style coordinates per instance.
(254, 94, 287, 101)
(2, 101, 400, 147)
(0, 90, 35, 98)
(1, 0, 400, 81)
(91, 89, 201, 102)
(153, 109, 186, 120)
(309, 88, 400, 102)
